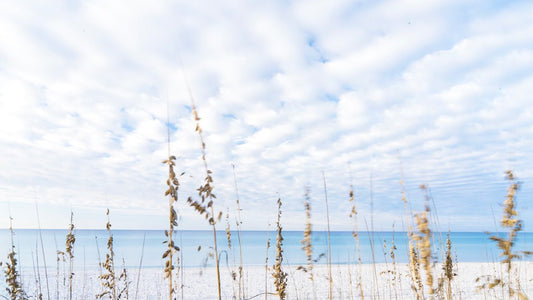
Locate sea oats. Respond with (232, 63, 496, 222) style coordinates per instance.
(272, 197, 287, 300)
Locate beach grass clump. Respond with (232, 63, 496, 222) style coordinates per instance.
(272, 197, 288, 300)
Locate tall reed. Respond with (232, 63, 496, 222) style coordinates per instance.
(56, 249, 65, 299)
(185, 103, 222, 300)
(65, 212, 76, 300)
(299, 187, 316, 299)
(3, 217, 26, 300)
(118, 259, 130, 299)
(390, 225, 400, 300)
(135, 233, 146, 300)
(162, 155, 180, 299)
(408, 233, 423, 298)
(232, 164, 245, 300)
(225, 209, 238, 298)
(33, 242, 43, 300)
(322, 172, 333, 300)
(97, 209, 117, 299)
(348, 176, 364, 299)
(399, 163, 424, 299)
(272, 197, 288, 300)
(413, 207, 433, 296)
(478, 170, 532, 298)
(442, 233, 455, 299)
(264, 223, 271, 300)
(35, 202, 50, 299)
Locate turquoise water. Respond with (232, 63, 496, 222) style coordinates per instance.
(0, 230, 531, 269)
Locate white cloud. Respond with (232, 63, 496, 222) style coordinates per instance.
(0, 0, 532, 232)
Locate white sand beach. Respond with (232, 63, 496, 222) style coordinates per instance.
(11, 261, 533, 299)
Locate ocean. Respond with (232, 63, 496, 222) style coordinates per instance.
(0, 229, 532, 269)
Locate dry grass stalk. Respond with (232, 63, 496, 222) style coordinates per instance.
(3, 217, 26, 300)
(35, 202, 51, 300)
(32, 243, 43, 300)
(390, 225, 400, 300)
(117, 259, 130, 299)
(56, 249, 65, 299)
(407, 239, 423, 298)
(412, 184, 434, 297)
(264, 223, 271, 300)
(414, 208, 433, 296)
(232, 164, 245, 300)
(367, 172, 380, 300)
(272, 197, 288, 300)
(65, 212, 76, 300)
(97, 209, 117, 299)
(162, 155, 181, 299)
(380, 239, 393, 298)
(477, 170, 532, 299)
(225, 210, 239, 298)
(442, 233, 456, 299)
(135, 233, 146, 300)
(30, 251, 39, 300)
(186, 103, 223, 300)
(348, 180, 364, 299)
(322, 172, 333, 300)
(401, 185, 424, 298)
(298, 188, 317, 299)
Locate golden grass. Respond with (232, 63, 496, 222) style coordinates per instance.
(298, 188, 316, 299)
(264, 222, 271, 300)
(4, 217, 25, 300)
(348, 172, 366, 300)
(272, 197, 288, 300)
(442, 233, 456, 299)
(232, 164, 245, 300)
(476, 170, 532, 299)
(186, 103, 223, 300)
(96, 209, 117, 299)
(162, 155, 180, 299)
(65, 212, 75, 300)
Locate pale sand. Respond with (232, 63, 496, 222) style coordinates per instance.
(12, 261, 533, 299)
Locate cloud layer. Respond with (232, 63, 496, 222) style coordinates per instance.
(1, 0, 532, 231)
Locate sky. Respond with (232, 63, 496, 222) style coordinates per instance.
(0, 0, 532, 232)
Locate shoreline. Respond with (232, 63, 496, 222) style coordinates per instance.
(5, 261, 532, 299)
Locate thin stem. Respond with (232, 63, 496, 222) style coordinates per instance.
(135, 233, 146, 300)
(232, 164, 245, 300)
(322, 171, 333, 300)
(35, 202, 51, 299)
